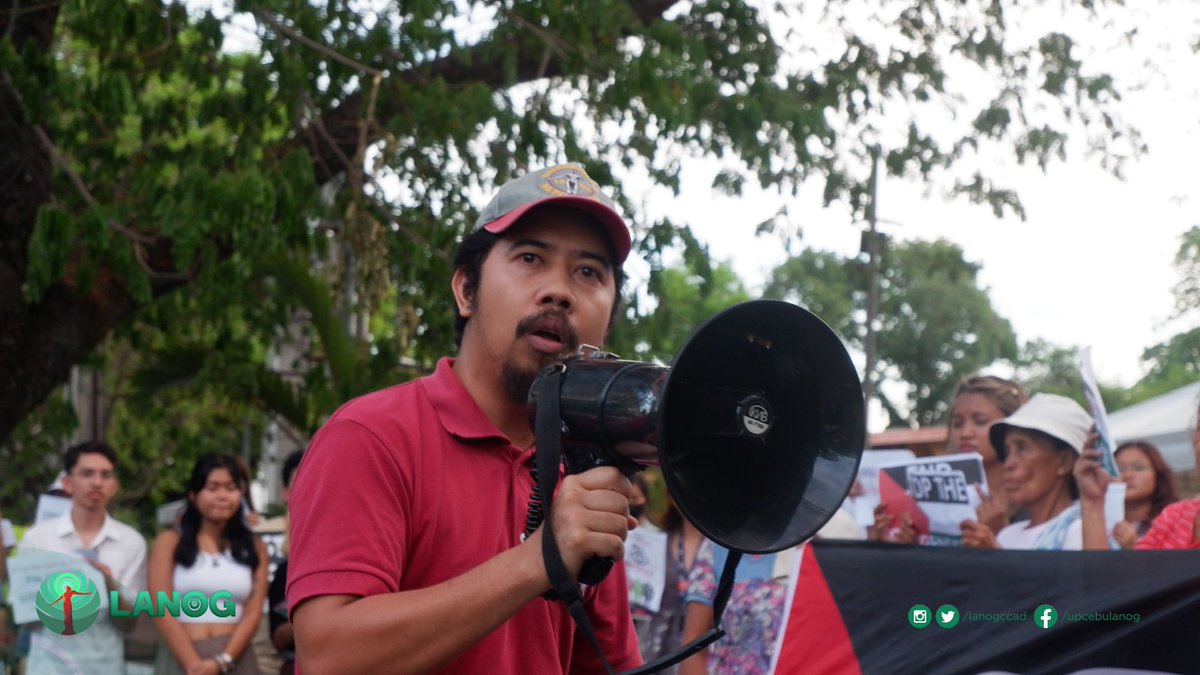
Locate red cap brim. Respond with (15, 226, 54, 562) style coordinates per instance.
(481, 196, 632, 264)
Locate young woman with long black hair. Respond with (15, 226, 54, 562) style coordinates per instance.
(150, 454, 267, 674)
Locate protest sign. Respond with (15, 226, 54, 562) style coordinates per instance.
(34, 494, 72, 525)
(624, 527, 668, 612)
(877, 453, 986, 546)
(7, 550, 107, 625)
(1, 518, 15, 548)
(850, 449, 916, 527)
(1105, 481, 1126, 538)
(1079, 346, 1119, 477)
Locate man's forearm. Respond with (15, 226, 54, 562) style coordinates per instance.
(295, 534, 550, 675)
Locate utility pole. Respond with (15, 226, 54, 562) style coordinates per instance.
(863, 147, 881, 422)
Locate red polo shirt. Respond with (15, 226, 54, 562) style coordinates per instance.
(287, 358, 640, 673)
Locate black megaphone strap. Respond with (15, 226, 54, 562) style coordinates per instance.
(532, 365, 744, 675)
(534, 366, 617, 674)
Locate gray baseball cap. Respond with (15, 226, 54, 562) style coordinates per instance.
(474, 164, 632, 263)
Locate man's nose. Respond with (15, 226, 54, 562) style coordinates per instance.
(538, 267, 575, 310)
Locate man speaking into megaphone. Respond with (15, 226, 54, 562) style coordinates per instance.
(287, 164, 644, 674)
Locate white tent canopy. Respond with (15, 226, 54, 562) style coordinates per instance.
(1108, 382, 1200, 473)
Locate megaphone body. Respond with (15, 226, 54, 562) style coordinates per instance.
(528, 299, 866, 555)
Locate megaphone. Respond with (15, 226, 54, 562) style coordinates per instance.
(527, 299, 865, 556)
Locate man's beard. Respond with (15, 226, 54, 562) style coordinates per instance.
(501, 360, 539, 405)
(500, 309, 580, 405)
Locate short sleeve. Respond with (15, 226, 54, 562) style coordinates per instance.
(15, 521, 49, 553)
(286, 417, 412, 619)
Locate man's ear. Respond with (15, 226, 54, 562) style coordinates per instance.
(451, 267, 473, 319)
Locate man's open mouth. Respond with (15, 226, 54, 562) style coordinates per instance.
(522, 313, 574, 354)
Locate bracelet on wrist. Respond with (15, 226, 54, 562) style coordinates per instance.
(213, 652, 235, 674)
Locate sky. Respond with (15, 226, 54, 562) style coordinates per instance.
(628, 1, 1200, 395)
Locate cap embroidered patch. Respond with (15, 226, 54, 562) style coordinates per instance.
(539, 165, 602, 199)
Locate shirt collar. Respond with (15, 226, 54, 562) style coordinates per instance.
(423, 358, 513, 443)
(52, 511, 75, 537)
(53, 510, 120, 545)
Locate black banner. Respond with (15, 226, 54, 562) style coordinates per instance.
(776, 540, 1200, 674)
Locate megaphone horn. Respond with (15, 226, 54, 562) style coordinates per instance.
(528, 299, 866, 555)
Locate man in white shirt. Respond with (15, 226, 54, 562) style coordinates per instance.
(17, 441, 147, 674)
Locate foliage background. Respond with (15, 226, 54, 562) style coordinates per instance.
(1, 0, 1192, 528)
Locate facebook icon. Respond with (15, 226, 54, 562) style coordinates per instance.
(1034, 604, 1058, 629)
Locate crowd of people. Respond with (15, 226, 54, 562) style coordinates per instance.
(3, 164, 1200, 675)
(624, 373, 1200, 674)
(0, 442, 303, 675)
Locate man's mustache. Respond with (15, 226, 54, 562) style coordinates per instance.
(515, 310, 579, 353)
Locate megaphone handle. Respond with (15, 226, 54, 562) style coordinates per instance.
(534, 367, 619, 675)
(577, 556, 614, 586)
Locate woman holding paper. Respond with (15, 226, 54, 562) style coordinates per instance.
(960, 394, 1092, 550)
(1076, 441, 1178, 550)
(1080, 416, 1200, 550)
(872, 375, 1027, 544)
(946, 375, 1028, 533)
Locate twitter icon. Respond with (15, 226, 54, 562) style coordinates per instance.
(936, 604, 960, 629)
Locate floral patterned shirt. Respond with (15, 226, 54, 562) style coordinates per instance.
(684, 541, 788, 675)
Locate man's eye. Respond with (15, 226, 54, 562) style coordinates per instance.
(520, 253, 538, 263)
(580, 266, 597, 278)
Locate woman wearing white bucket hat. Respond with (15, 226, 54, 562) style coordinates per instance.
(960, 393, 1093, 550)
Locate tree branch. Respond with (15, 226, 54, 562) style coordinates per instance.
(289, 0, 684, 184)
(254, 10, 383, 78)
(32, 125, 155, 246)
